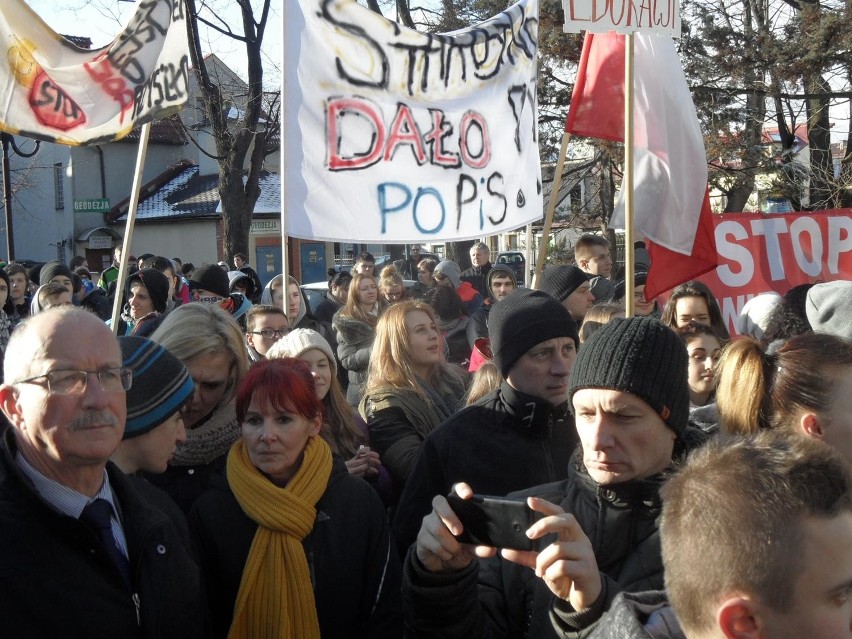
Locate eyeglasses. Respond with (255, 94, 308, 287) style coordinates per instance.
(250, 329, 288, 340)
(17, 368, 133, 395)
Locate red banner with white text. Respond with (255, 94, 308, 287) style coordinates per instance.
(695, 210, 852, 336)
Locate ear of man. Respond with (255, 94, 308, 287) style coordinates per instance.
(717, 596, 763, 639)
(0, 384, 23, 430)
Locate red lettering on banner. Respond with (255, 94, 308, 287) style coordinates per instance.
(325, 97, 491, 172)
(384, 104, 427, 164)
(84, 55, 136, 123)
(29, 71, 86, 131)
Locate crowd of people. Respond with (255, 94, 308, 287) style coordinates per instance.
(0, 237, 849, 638)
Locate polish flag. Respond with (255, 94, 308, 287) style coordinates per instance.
(565, 32, 717, 299)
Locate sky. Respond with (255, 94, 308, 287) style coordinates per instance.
(22, 0, 282, 89)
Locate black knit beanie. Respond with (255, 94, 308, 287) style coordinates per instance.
(127, 268, 170, 313)
(489, 289, 579, 378)
(612, 271, 648, 302)
(569, 316, 689, 436)
(189, 264, 230, 298)
(119, 337, 194, 439)
(39, 260, 74, 286)
(540, 265, 590, 302)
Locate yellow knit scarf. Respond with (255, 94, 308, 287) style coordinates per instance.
(226, 436, 333, 639)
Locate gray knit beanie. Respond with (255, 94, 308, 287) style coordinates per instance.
(434, 260, 462, 289)
(569, 316, 689, 436)
(806, 281, 852, 340)
(489, 289, 579, 378)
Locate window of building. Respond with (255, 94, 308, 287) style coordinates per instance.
(54, 163, 64, 210)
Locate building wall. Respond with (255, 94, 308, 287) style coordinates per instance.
(125, 219, 220, 267)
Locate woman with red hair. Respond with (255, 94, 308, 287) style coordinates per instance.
(189, 359, 401, 639)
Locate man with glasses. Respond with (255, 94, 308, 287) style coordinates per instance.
(245, 304, 290, 362)
(0, 307, 206, 637)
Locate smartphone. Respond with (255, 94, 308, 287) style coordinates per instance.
(446, 493, 548, 552)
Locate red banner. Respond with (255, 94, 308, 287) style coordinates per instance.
(695, 210, 852, 336)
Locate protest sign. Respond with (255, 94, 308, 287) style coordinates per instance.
(284, 0, 543, 243)
(0, 0, 189, 145)
(562, 0, 681, 37)
(696, 210, 852, 335)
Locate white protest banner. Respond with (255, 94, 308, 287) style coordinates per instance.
(562, 0, 681, 36)
(0, 0, 189, 146)
(284, 0, 543, 243)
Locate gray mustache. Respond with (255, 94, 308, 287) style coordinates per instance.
(69, 411, 120, 431)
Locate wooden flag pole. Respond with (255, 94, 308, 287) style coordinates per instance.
(280, 28, 290, 299)
(109, 121, 152, 333)
(623, 33, 635, 318)
(532, 129, 572, 290)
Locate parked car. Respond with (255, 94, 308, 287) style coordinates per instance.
(496, 251, 526, 284)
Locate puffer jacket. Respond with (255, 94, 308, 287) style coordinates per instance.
(402, 431, 706, 639)
(0, 430, 207, 638)
(189, 455, 403, 639)
(332, 311, 376, 405)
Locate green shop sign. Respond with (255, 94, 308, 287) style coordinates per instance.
(74, 198, 110, 213)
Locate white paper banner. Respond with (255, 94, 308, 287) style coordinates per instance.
(284, 0, 543, 242)
(0, 0, 190, 146)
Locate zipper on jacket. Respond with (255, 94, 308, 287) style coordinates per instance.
(543, 415, 556, 479)
(132, 593, 141, 627)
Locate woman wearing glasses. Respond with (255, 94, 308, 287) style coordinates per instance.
(378, 264, 407, 306)
(144, 304, 249, 513)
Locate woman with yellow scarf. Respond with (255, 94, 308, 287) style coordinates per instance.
(189, 359, 402, 638)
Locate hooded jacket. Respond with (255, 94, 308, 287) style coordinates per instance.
(467, 263, 516, 347)
(554, 591, 685, 639)
(392, 381, 577, 557)
(188, 455, 403, 638)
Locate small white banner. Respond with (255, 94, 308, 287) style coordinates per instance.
(562, 0, 681, 36)
(284, 0, 543, 242)
(0, 0, 190, 145)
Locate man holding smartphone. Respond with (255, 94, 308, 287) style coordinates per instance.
(403, 316, 707, 637)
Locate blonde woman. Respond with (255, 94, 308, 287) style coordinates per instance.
(378, 264, 407, 305)
(332, 272, 383, 405)
(146, 303, 249, 513)
(360, 301, 465, 501)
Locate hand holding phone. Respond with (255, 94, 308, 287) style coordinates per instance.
(446, 493, 549, 552)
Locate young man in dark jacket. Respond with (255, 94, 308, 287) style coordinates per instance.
(393, 289, 580, 556)
(574, 431, 852, 639)
(466, 263, 517, 348)
(402, 316, 707, 638)
(0, 307, 206, 638)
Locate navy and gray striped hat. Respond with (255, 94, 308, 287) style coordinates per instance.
(119, 336, 194, 439)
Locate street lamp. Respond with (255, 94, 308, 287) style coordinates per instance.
(0, 132, 40, 262)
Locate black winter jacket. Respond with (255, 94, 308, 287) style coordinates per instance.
(392, 382, 578, 557)
(0, 430, 207, 638)
(402, 451, 676, 639)
(189, 456, 403, 639)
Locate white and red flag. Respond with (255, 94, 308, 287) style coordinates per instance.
(566, 32, 717, 299)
